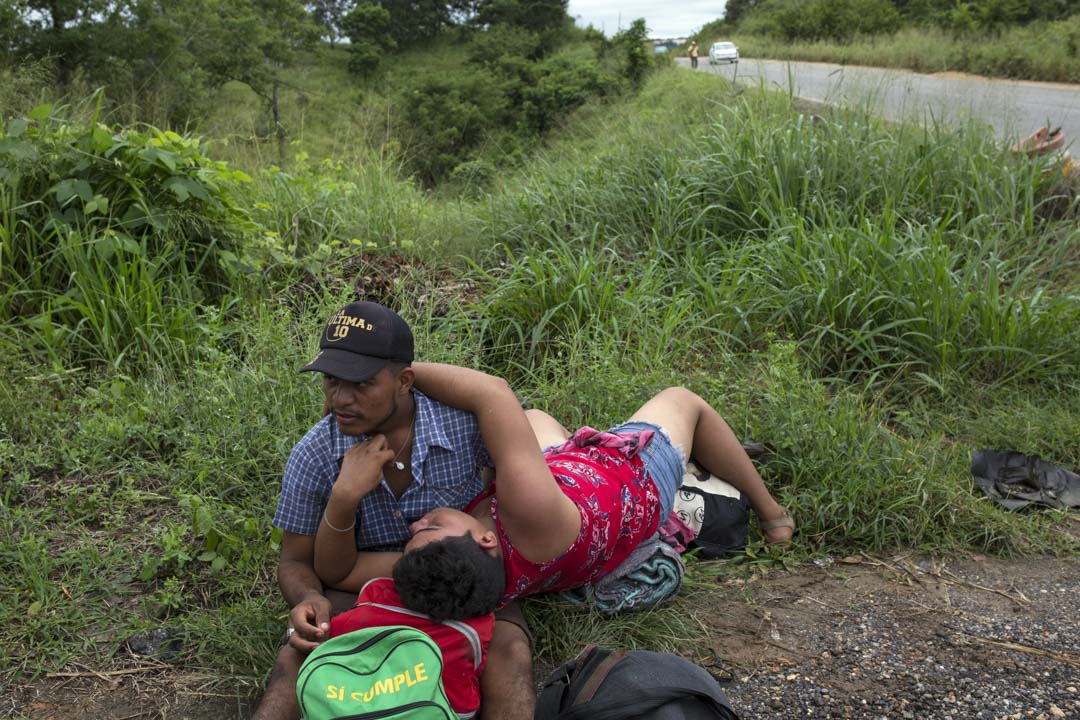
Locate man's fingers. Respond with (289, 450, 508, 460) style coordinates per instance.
(314, 602, 331, 633)
(289, 633, 322, 653)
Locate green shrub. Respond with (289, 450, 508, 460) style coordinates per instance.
(521, 49, 609, 133)
(449, 159, 496, 198)
(467, 25, 545, 66)
(744, 0, 901, 41)
(0, 98, 268, 368)
(395, 67, 510, 184)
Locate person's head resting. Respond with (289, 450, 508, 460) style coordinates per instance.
(392, 508, 505, 621)
(300, 301, 415, 435)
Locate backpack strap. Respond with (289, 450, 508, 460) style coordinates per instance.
(571, 649, 627, 706)
(560, 684, 738, 720)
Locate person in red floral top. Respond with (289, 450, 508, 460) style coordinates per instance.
(316, 363, 794, 622)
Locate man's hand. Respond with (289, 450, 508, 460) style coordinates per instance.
(288, 591, 332, 653)
(333, 435, 396, 506)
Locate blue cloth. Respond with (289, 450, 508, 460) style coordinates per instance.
(608, 421, 686, 520)
(273, 389, 490, 551)
(558, 534, 685, 614)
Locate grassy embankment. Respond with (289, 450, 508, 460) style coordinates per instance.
(1, 53, 1078, 709)
(721, 18, 1080, 83)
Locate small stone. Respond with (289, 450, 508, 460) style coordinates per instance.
(1049, 705, 1065, 718)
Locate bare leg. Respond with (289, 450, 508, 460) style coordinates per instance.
(480, 606, 535, 720)
(525, 408, 570, 449)
(629, 387, 792, 543)
(251, 589, 356, 720)
(250, 644, 303, 720)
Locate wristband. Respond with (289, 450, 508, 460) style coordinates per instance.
(322, 510, 356, 533)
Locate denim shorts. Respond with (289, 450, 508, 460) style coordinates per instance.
(608, 420, 686, 520)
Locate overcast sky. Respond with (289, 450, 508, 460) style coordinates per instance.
(566, 1, 725, 38)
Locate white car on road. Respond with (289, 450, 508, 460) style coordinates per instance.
(709, 42, 738, 64)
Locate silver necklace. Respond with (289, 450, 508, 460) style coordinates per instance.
(390, 422, 413, 471)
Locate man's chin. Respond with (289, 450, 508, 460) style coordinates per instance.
(334, 416, 371, 435)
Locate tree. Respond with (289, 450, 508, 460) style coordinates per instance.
(613, 18, 650, 87)
(341, 3, 396, 75)
(5, 0, 318, 124)
(724, 0, 760, 26)
(473, 0, 568, 32)
(308, 0, 352, 46)
(377, 0, 452, 44)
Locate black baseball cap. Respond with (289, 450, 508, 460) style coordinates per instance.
(300, 301, 414, 382)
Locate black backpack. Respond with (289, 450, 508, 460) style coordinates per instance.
(674, 461, 751, 558)
(535, 645, 739, 720)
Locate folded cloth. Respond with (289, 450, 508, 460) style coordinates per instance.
(549, 426, 654, 459)
(558, 534, 684, 614)
(658, 512, 697, 553)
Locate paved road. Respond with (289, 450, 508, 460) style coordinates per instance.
(680, 57, 1080, 145)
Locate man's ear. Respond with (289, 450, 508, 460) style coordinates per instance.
(396, 366, 415, 395)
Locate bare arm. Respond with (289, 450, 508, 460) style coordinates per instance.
(411, 363, 580, 560)
(328, 551, 402, 592)
(278, 532, 331, 652)
(314, 437, 395, 585)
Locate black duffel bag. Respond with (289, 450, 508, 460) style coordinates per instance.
(535, 644, 739, 720)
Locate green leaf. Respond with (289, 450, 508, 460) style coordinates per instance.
(197, 550, 218, 563)
(28, 103, 53, 120)
(211, 555, 228, 572)
(0, 138, 38, 162)
(141, 146, 177, 171)
(28, 601, 42, 617)
(91, 125, 114, 153)
(52, 179, 79, 206)
(74, 179, 94, 203)
(165, 176, 210, 203)
(165, 176, 190, 202)
(5, 118, 28, 137)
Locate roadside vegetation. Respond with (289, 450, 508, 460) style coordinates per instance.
(691, 0, 1080, 83)
(1, 1, 1079, 713)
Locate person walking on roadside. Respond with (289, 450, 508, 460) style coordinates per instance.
(688, 41, 699, 69)
(251, 301, 534, 720)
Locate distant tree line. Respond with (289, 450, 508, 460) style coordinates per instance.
(719, 0, 1080, 41)
(0, 0, 663, 188)
(0, 0, 571, 123)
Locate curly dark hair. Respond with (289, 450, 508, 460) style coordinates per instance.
(393, 533, 505, 621)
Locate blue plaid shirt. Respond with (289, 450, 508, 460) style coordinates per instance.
(273, 390, 490, 551)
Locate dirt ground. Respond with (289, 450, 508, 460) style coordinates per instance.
(8, 550, 1079, 720)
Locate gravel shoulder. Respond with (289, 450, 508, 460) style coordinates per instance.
(9, 550, 1079, 719)
(709, 552, 1080, 719)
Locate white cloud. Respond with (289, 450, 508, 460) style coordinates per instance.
(567, 0, 725, 38)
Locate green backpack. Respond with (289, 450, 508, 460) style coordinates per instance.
(296, 626, 456, 720)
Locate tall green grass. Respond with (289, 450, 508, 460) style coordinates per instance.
(730, 19, 1080, 82)
(2, 64, 1078, 709)
(477, 70, 1080, 392)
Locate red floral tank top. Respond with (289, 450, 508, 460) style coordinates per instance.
(468, 427, 662, 605)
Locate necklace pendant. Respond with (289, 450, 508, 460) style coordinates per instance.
(394, 461, 406, 471)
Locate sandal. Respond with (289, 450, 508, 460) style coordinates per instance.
(759, 508, 796, 544)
